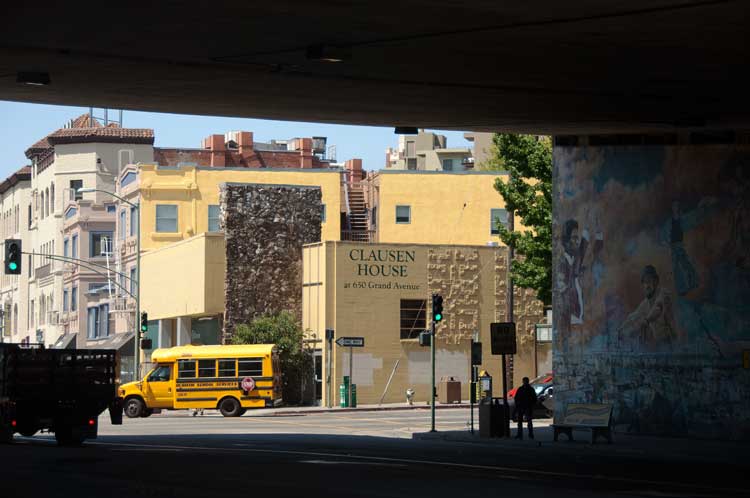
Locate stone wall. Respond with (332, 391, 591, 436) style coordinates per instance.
(220, 183, 321, 341)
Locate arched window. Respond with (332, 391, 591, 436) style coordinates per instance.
(50, 183, 55, 215)
(40, 192, 45, 219)
(45, 187, 50, 218)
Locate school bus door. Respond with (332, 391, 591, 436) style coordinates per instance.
(144, 363, 174, 408)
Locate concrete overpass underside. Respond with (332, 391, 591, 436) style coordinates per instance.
(0, 1, 748, 134)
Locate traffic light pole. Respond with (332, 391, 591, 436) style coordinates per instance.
(135, 206, 141, 381)
(430, 318, 436, 432)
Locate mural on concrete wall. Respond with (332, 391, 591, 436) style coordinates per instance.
(553, 145, 750, 439)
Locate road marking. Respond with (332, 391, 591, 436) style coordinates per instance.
(299, 459, 406, 467)
(87, 440, 734, 495)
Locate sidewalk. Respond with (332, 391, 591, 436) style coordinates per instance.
(155, 401, 471, 417)
(413, 423, 748, 465)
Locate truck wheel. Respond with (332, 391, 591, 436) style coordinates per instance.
(218, 397, 241, 417)
(125, 397, 145, 418)
(55, 426, 86, 446)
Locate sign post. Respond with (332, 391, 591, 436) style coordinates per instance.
(335, 337, 365, 408)
(430, 318, 436, 432)
(491, 322, 517, 438)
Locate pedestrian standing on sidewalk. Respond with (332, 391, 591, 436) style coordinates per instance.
(515, 377, 536, 440)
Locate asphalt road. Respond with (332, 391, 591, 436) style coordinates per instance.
(1, 408, 747, 498)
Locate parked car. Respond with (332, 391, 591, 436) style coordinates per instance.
(507, 374, 555, 421)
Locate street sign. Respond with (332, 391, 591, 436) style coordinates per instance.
(335, 337, 365, 348)
(241, 376, 256, 392)
(490, 322, 517, 355)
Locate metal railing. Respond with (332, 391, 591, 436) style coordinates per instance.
(340, 230, 376, 243)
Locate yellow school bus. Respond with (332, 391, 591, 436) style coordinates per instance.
(119, 344, 282, 418)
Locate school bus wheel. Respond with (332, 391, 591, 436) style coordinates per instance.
(124, 397, 145, 418)
(218, 397, 241, 417)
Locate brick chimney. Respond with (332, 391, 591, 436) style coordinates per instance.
(202, 134, 226, 167)
(345, 158, 363, 183)
(237, 131, 254, 158)
(298, 137, 314, 169)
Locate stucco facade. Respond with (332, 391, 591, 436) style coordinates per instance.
(303, 241, 544, 406)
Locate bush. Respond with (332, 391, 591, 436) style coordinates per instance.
(231, 312, 313, 405)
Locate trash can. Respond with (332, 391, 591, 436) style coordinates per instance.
(438, 376, 461, 404)
(339, 383, 348, 407)
(479, 397, 510, 438)
(350, 384, 357, 408)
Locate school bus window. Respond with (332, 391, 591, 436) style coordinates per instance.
(218, 359, 236, 377)
(198, 359, 216, 378)
(178, 359, 196, 379)
(149, 365, 171, 382)
(238, 358, 262, 376)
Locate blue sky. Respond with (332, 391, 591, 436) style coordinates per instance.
(0, 100, 472, 179)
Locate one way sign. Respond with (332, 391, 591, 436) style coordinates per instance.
(335, 337, 365, 347)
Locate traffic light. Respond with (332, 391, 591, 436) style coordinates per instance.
(4, 239, 21, 275)
(432, 294, 443, 323)
(140, 312, 148, 333)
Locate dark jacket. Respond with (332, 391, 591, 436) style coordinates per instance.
(515, 384, 537, 410)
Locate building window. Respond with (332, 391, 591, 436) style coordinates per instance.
(87, 307, 98, 339)
(106, 204, 116, 213)
(119, 210, 127, 240)
(371, 206, 377, 227)
(63, 289, 69, 312)
(400, 299, 427, 340)
(50, 183, 55, 214)
(155, 205, 178, 233)
(130, 267, 136, 295)
(121, 171, 136, 188)
(90, 232, 113, 257)
(490, 208, 509, 235)
(71, 286, 77, 312)
(72, 234, 78, 259)
(99, 304, 109, 338)
(27, 204, 31, 228)
(70, 179, 83, 201)
(65, 207, 77, 220)
(442, 159, 454, 171)
(130, 206, 137, 236)
(208, 205, 220, 232)
(395, 205, 411, 224)
(321, 204, 326, 223)
(63, 238, 69, 258)
(407, 158, 417, 170)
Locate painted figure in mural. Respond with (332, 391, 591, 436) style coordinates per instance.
(670, 201, 699, 296)
(617, 266, 676, 351)
(556, 218, 604, 339)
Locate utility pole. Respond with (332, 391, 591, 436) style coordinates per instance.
(430, 317, 436, 432)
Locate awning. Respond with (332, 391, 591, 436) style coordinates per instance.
(52, 333, 77, 349)
(86, 332, 135, 352)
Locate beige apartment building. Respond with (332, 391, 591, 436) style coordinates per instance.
(0, 167, 31, 343)
(385, 130, 473, 171)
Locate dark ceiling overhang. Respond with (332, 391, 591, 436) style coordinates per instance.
(0, 1, 748, 134)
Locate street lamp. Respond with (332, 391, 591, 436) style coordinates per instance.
(78, 187, 141, 381)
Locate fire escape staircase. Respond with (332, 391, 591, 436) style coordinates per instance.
(344, 182, 371, 242)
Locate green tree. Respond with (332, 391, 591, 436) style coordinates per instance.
(231, 311, 313, 405)
(486, 134, 552, 305)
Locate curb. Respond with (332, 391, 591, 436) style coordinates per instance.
(154, 403, 472, 418)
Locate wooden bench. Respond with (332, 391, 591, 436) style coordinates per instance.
(553, 403, 614, 444)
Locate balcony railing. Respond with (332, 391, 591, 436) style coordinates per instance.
(340, 230, 376, 243)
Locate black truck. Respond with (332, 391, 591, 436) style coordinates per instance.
(0, 343, 123, 446)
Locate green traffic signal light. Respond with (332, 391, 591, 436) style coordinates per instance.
(435, 313, 442, 322)
(8, 262, 17, 271)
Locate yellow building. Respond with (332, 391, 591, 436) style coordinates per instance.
(363, 170, 512, 245)
(133, 164, 542, 390)
(136, 164, 342, 358)
(303, 241, 545, 406)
